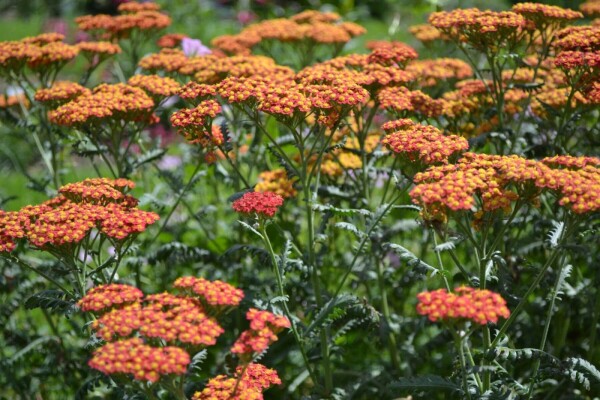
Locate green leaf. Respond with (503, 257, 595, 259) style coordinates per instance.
(334, 222, 367, 239)
(388, 375, 463, 395)
(24, 290, 77, 315)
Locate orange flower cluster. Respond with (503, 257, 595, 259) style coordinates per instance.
(78, 284, 143, 312)
(366, 44, 418, 67)
(554, 26, 600, 51)
(76, 41, 122, 64)
(378, 86, 444, 118)
(127, 74, 180, 100)
(429, 9, 528, 51)
(381, 119, 468, 165)
(409, 24, 444, 43)
(88, 337, 190, 383)
(416, 287, 510, 325)
(78, 280, 232, 345)
(34, 81, 91, 107)
(512, 3, 582, 29)
(0, 178, 158, 253)
(178, 81, 217, 102)
(406, 58, 473, 87)
(211, 10, 364, 56)
(157, 33, 187, 48)
(75, 2, 171, 40)
(117, 1, 161, 13)
(581, 0, 600, 17)
(49, 83, 155, 127)
(138, 48, 188, 73)
(255, 169, 297, 198)
(0, 34, 79, 76)
(411, 152, 600, 216)
(192, 363, 281, 400)
(232, 192, 284, 218)
(174, 276, 244, 307)
(0, 93, 28, 109)
(231, 309, 291, 356)
(170, 100, 222, 142)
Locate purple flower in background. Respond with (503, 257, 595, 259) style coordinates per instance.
(158, 155, 182, 170)
(181, 38, 211, 57)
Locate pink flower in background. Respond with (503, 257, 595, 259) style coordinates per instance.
(181, 38, 211, 57)
(237, 10, 257, 25)
(157, 155, 182, 170)
(44, 18, 68, 37)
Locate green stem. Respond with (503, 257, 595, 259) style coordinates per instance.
(260, 223, 318, 385)
(526, 253, 568, 399)
(6, 255, 75, 299)
(375, 256, 401, 371)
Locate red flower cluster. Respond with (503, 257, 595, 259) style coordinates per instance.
(174, 276, 244, 307)
(416, 287, 510, 325)
(232, 192, 284, 218)
(170, 100, 222, 145)
(88, 338, 190, 383)
(192, 363, 281, 400)
(381, 119, 468, 165)
(78, 284, 143, 312)
(231, 309, 290, 356)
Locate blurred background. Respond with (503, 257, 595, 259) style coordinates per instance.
(0, 0, 589, 46)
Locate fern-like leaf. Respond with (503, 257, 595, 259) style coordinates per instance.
(24, 290, 77, 315)
(388, 375, 463, 395)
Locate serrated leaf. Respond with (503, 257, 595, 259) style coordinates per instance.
(388, 375, 463, 394)
(383, 242, 440, 274)
(305, 294, 359, 336)
(238, 220, 263, 238)
(24, 290, 77, 315)
(313, 203, 372, 218)
(334, 222, 367, 239)
(547, 220, 565, 249)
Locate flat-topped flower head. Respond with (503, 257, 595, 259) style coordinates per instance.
(406, 58, 473, 87)
(78, 283, 143, 312)
(192, 363, 281, 400)
(157, 33, 188, 48)
(117, 1, 161, 13)
(381, 119, 468, 166)
(581, 0, 600, 17)
(59, 178, 136, 205)
(128, 74, 181, 100)
(88, 338, 190, 383)
(512, 3, 582, 29)
(174, 276, 244, 307)
(232, 191, 284, 218)
(409, 24, 444, 43)
(417, 287, 510, 325)
(35, 81, 91, 107)
(170, 100, 222, 143)
(255, 169, 297, 198)
(367, 44, 418, 67)
(77, 41, 121, 64)
(139, 48, 187, 73)
(0, 211, 28, 253)
(49, 83, 155, 128)
(231, 309, 290, 356)
(429, 9, 528, 51)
